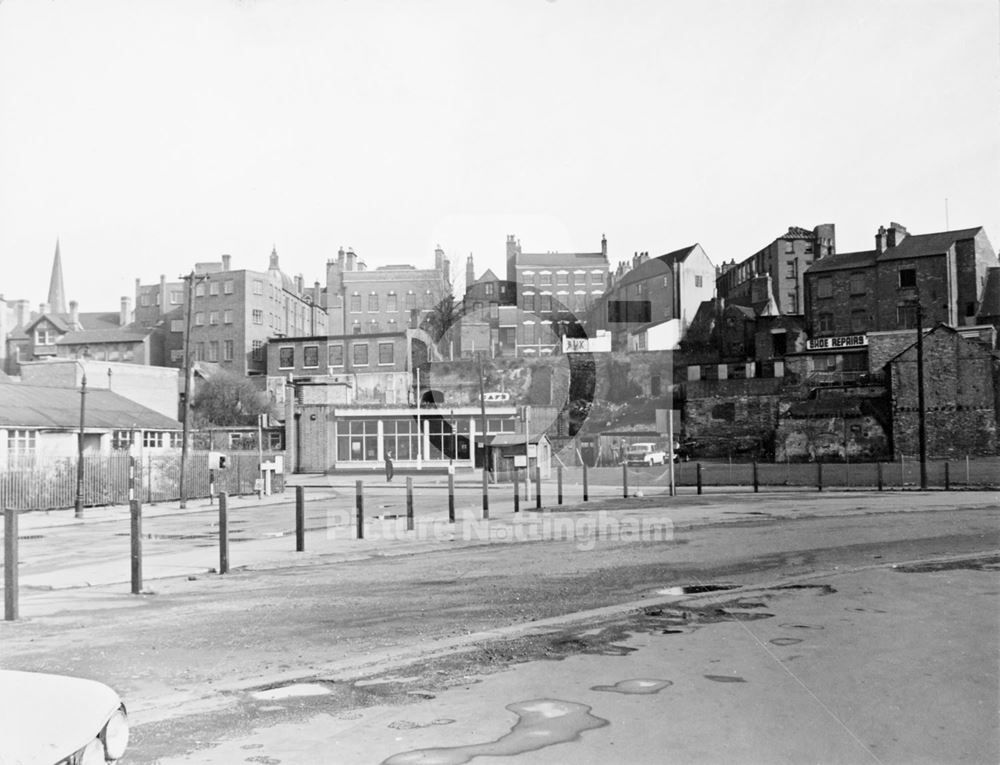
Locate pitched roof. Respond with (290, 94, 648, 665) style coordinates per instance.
(0, 381, 181, 430)
(474, 268, 501, 284)
(805, 250, 877, 274)
(613, 245, 699, 290)
(517, 252, 608, 268)
(55, 326, 152, 345)
(878, 227, 983, 262)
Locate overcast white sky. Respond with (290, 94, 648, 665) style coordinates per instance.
(1, 0, 998, 311)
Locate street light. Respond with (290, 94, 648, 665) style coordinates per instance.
(75, 370, 87, 518)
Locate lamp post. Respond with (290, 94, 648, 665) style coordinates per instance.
(75, 371, 87, 518)
(477, 352, 489, 482)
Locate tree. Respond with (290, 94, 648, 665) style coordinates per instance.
(421, 286, 464, 344)
(191, 369, 273, 427)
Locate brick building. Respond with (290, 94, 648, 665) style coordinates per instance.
(587, 244, 716, 351)
(505, 234, 610, 355)
(887, 324, 999, 457)
(183, 249, 328, 377)
(133, 275, 186, 366)
(323, 246, 451, 339)
(460, 254, 517, 357)
(716, 224, 836, 315)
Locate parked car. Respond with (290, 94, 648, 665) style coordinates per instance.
(625, 442, 668, 466)
(0, 669, 129, 764)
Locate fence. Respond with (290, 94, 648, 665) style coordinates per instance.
(0, 451, 285, 511)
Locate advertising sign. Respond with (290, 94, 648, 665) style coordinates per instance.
(806, 334, 868, 351)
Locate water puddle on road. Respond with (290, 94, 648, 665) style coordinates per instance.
(656, 584, 739, 596)
(381, 699, 608, 765)
(250, 682, 332, 701)
(591, 679, 672, 695)
(704, 675, 747, 683)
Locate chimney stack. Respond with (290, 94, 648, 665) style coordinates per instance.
(222, 254, 231, 272)
(313, 281, 321, 305)
(346, 248, 356, 271)
(337, 247, 345, 268)
(39, 302, 49, 316)
(875, 225, 888, 253)
(886, 222, 908, 249)
(159, 274, 167, 312)
(601, 234, 608, 259)
(69, 300, 80, 328)
(120, 296, 131, 327)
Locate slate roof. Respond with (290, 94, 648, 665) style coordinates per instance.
(613, 245, 699, 291)
(0, 381, 181, 430)
(877, 227, 982, 261)
(55, 327, 152, 345)
(517, 252, 607, 268)
(805, 250, 877, 274)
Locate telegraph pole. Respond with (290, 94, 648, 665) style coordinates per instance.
(915, 300, 928, 490)
(74, 372, 87, 518)
(179, 271, 207, 508)
(477, 352, 489, 483)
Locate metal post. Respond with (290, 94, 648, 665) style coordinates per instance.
(752, 460, 759, 493)
(130, 498, 142, 595)
(355, 480, 364, 539)
(535, 465, 542, 511)
(448, 471, 455, 522)
(582, 462, 589, 502)
(4, 508, 18, 621)
(876, 461, 883, 492)
(406, 477, 414, 531)
(209, 468, 215, 506)
(513, 468, 520, 513)
(75, 373, 87, 518)
(817, 461, 823, 492)
(622, 462, 628, 499)
(557, 466, 563, 505)
(482, 465, 489, 520)
(179, 271, 197, 509)
(696, 462, 703, 495)
(944, 461, 950, 491)
(218, 491, 229, 575)
(295, 486, 305, 552)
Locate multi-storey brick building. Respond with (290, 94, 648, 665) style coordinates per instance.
(133, 275, 186, 366)
(716, 224, 836, 315)
(505, 234, 610, 355)
(323, 246, 452, 338)
(184, 249, 328, 377)
(460, 254, 517, 357)
(587, 244, 716, 351)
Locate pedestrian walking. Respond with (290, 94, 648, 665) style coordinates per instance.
(385, 450, 394, 482)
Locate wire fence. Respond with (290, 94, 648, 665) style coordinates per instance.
(0, 451, 285, 511)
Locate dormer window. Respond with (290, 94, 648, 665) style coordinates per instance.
(34, 328, 55, 345)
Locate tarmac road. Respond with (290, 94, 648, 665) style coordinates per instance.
(1, 490, 998, 763)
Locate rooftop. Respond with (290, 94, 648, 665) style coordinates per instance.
(0, 381, 181, 430)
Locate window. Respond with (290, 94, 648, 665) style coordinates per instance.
(223, 340, 233, 361)
(253, 280, 264, 295)
(386, 293, 398, 312)
(252, 340, 264, 361)
(35, 327, 56, 345)
(695, 275, 703, 288)
(786, 293, 798, 312)
(591, 272, 604, 285)
(209, 282, 219, 296)
(368, 319, 379, 333)
(899, 268, 917, 288)
(8, 429, 35, 453)
(540, 272, 552, 285)
(817, 313, 834, 333)
(171, 319, 184, 332)
(143, 431, 164, 448)
(140, 294, 149, 307)
(223, 309, 233, 324)
(897, 304, 918, 329)
(170, 290, 183, 304)
(785, 262, 796, 279)
(195, 282, 206, 297)
(252, 309, 263, 324)
(329, 343, 344, 366)
(208, 341, 219, 362)
(279, 347, 295, 368)
(484, 283, 494, 296)
(196, 342, 205, 361)
(557, 273, 569, 285)
(111, 430, 131, 450)
(474, 301, 484, 313)
(851, 310, 868, 333)
(850, 272, 866, 295)
(368, 293, 379, 312)
(816, 277, 833, 298)
(209, 311, 219, 325)
(170, 349, 184, 362)
(539, 295, 552, 312)
(350, 293, 362, 312)
(223, 280, 234, 295)
(378, 342, 394, 365)
(303, 345, 319, 368)
(405, 291, 416, 310)
(353, 343, 369, 366)
(352, 322, 362, 335)
(523, 294, 535, 311)
(194, 312, 204, 326)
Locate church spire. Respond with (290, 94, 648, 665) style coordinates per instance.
(48, 239, 67, 314)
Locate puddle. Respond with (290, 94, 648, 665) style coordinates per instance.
(389, 718, 455, 730)
(893, 554, 1000, 573)
(656, 584, 739, 596)
(381, 699, 609, 765)
(704, 675, 746, 683)
(779, 623, 823, 630)
(770, 584, 836, 595)
(251, 682, 332, 701)
(769, 637, 803, 646)
(591, 679, 672, 695)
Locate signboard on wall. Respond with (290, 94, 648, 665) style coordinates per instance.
(806, 334, 868, 351)
(562, 334, 612, 353)
(484, 391, 510, 402)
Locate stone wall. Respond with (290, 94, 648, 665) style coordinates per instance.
(684, 377, 784, 457)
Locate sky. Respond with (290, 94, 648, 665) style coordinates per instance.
(1, 0, 998, 312)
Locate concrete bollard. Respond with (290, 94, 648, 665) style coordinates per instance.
(355, 481, 364, 539)
(4, 508, 18, 621)
(944, 461, 950, 491)
(696, 462, 703, 495)
(817, 462, 823, 492)
(753, 460, 759, 493)
(295, 486, 305, 552)
(877, 462, 883, 491)
(218, 491, 229, 575)
(130, 499, 142, 595)
(622, 463, 628, 499)
(406, 477, 415, 531)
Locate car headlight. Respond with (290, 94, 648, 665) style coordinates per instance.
(102, 707, 129, 760)
(79, 737, 106, 765)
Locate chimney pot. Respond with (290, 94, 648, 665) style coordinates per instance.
(222, 254, 231, 272)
